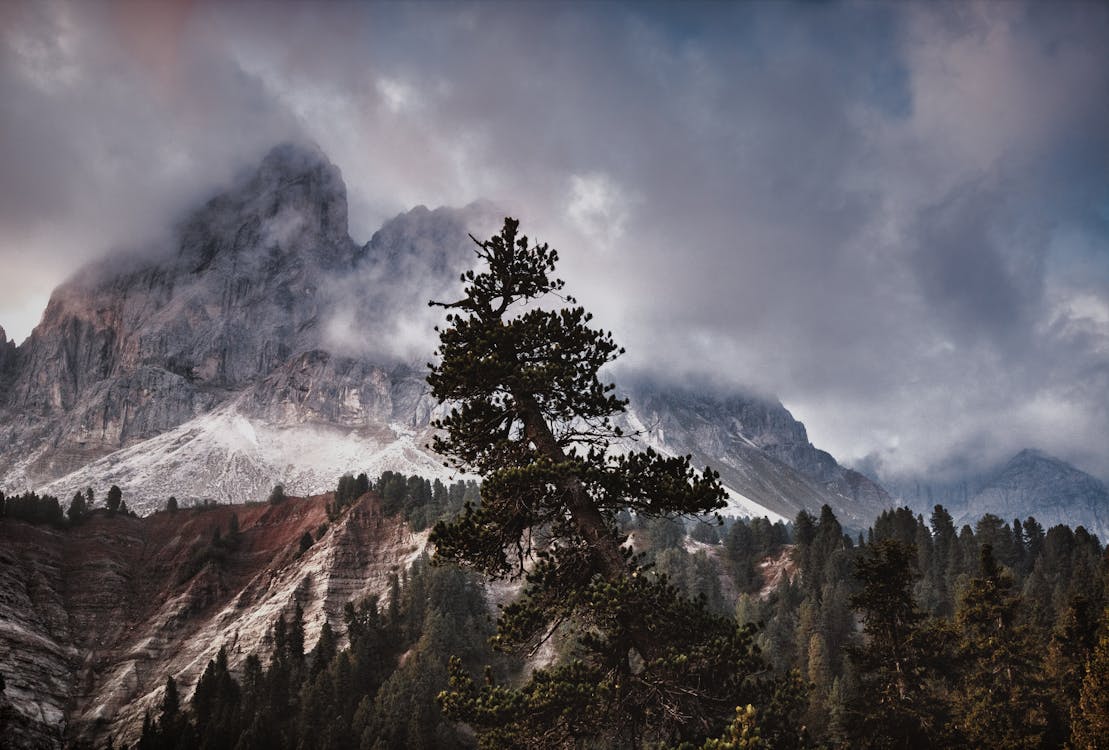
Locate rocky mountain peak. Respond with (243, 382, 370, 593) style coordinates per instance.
(177, 141, 351, 274)
(0, 143, 899, 533)
(949, 449, 1109, 540)
(1007, 448, 1049, 466)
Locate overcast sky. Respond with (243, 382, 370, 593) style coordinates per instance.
(2, 0, 1107, 482)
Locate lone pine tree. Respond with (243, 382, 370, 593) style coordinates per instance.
(428, 218, 766, 748)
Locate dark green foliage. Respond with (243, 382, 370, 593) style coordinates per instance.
(689, 517, 722, 545)
(644, 515, 686, 551)
(1044, 593, 1103, 744)
(299, 531, 314, 554)
(137, 675, 195, 750)
(846, 539, 951, 748)
(373, 471, 475, 531)
(0, 490, 65, 526)
(330, 472, 372, 519)
(166, 496, 178, 513)
(191, 646, 239, 750)
(268, 484, 287, 505)
(773, 503, 1107, 749)
(127, 490, 1106, 750)
(950, 544, 1050, 748)
(1072, 603, 1109, 749)
(724, 517, 790, 595)
(67, 491, 89, 524)
(928, 504, 959, 616)
(107, 485, 123, 514)
(142, 554, 513, 750)
(426, 218, 764, 747)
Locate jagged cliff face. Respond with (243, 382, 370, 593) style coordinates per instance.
(623, 380, 892, 526)
(1, 143, 357, 482)
(0, 493, 425, 750)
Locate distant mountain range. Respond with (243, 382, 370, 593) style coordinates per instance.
(0, 142, 1102, 537)
(889, 448, 1109, 540)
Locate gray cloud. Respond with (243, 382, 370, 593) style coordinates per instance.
(1, 0, 1107, 482)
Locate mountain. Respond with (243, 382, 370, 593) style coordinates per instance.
(960, 450, 1109, 539)
(890, 449, 1109, 540)
(0, 144, 483, 510)
(622, 379, 892, 527)
(0, 142, 886, 524)
(0, 491, 424, 749)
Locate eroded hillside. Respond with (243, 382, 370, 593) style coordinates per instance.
(0, 492, 425, 749)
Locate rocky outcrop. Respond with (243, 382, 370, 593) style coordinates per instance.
(623, 379, 893, 526)
(245, 351, 436, 431)
(0, 143, 356, 482)
(0, 326, 16, 379)
(0, 492, 426, 749)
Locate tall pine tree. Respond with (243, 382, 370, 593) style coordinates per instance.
(1071, 604, 1109, 749)
(428, 218, 766, 748)
(847, 539, 949, 748)
(952, 544, 1049, 749)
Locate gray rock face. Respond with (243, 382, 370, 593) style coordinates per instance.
(0, 144, 474, 491)
(245, 350, 436, 430)
(0, 325, 15, 377)
(957, 450, 1109, 540)
(623, 379, 893, 526)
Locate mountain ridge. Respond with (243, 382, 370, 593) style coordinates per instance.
(888, 448, 1109, 540)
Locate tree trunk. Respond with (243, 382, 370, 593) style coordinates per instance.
(512, 391, 628, 580)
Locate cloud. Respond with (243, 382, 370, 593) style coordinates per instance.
(0, 0, 1107, 482)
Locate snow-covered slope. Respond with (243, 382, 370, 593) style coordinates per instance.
(29, 404, 459, 514)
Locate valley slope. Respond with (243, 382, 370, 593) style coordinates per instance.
(0, 492, 422, 749)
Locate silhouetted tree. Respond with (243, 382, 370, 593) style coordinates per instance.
(429, 218, 764, 747)
(1071, 604, 1109, 749)
(67, 490, 88, 524)
(107, 485, 123, 514)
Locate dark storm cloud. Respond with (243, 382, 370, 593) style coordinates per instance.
(1, 0, 1107, 482)
(911, 178, 1045, 352)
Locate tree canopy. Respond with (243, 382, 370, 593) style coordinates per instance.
(427, 218, 769, 747)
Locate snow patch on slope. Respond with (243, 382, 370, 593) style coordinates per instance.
(723, 487, 789, 524)
(36, 405, 464, 515)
